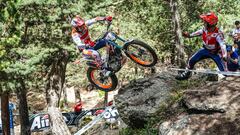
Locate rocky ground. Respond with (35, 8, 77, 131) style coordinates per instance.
(10, 68, 240, 135)
(115, 71, 240, 135)
(159, 76, 240, 135)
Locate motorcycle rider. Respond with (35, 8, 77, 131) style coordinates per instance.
(71, 15, 113, 73)
(176, 12, 227, 80)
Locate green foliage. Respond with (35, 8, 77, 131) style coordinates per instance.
(1, 0, 240, 134)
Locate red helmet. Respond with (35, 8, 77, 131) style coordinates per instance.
(71, 16, 85, 28)
(200, 12, 218, 25)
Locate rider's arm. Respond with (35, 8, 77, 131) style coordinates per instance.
(72, 33, 85, 51)
(216, 32, 227, 58)
(85, 16, 112, 26)
(85, 17, 106, 26)
(189, 28, 203, 37)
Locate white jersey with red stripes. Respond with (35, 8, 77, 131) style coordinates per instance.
(71, 18, 98, 49)
(189, 27, 227, 58)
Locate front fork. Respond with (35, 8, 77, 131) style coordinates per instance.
(101, 43, 111, 69)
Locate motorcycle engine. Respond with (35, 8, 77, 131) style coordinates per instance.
(108, 53, 122, 72)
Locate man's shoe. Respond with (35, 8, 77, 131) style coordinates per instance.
(175, 70, 192, 80)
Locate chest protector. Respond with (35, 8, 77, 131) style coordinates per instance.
(72, 25, 95, 47)
(202, 28, 221, 51)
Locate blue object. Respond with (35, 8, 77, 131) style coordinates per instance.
(9, 103, 14, 129)
(188, 48, 225, 71)
(0, 103, 15, 135)
(227, 51, 239, 71)
(93, 39, 107, 50)
(226, 45, 232, 52)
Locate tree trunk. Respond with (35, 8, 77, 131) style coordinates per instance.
(170, 39, 176, 65)
(16, 78, 31, 135)
(45, 50, 71, 135)
(74, 87, 81, 102)
(1, 91, 10, 135)
(170, 0, 186, 68)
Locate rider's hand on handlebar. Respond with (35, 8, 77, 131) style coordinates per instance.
(182, 32, 190, 38)
(105, 16, 112, 22)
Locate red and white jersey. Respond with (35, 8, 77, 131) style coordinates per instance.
(71, 18, 98, 48)
(190, 27, 227, 57)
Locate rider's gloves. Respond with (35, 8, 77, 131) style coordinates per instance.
(105, 16, 112, 22)
(182, 32, 190, 38)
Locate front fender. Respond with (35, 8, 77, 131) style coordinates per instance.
(123, 39, 134, 46)
(123, 39, 135, 50)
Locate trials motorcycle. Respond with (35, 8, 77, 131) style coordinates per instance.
(85, 22, 158, 91)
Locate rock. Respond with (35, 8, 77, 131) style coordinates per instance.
(115, 72, 178, 128)
(182, 76, 240, 116)
(159, 76, 240, 135)
(159, 114, 240, 135)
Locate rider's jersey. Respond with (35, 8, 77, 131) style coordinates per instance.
(189, 27, 227, 57)
(71, 18, 97, 49)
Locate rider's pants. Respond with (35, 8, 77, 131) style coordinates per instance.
(82, 39, 107, 66)
(187, 48, 225, 71)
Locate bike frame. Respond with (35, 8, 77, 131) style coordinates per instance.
(100, 23, 130, 69)
(106, 33, 126, 49)
(103, 21, 132, 50)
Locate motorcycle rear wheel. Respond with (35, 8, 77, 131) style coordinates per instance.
(87, 67, 118, 92)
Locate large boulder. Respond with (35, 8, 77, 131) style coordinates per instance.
(159, 77, 240, 135)
(115, 70, 240, 134)
(114, 72, 178, 128)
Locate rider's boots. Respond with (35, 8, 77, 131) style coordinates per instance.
(175, 69, 192, 80)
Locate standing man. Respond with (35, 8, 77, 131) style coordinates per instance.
(176, 12, 227, 80)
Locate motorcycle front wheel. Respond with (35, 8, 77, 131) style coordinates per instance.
(87, 67, 118, 92)
(123, 40, 158, 67)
